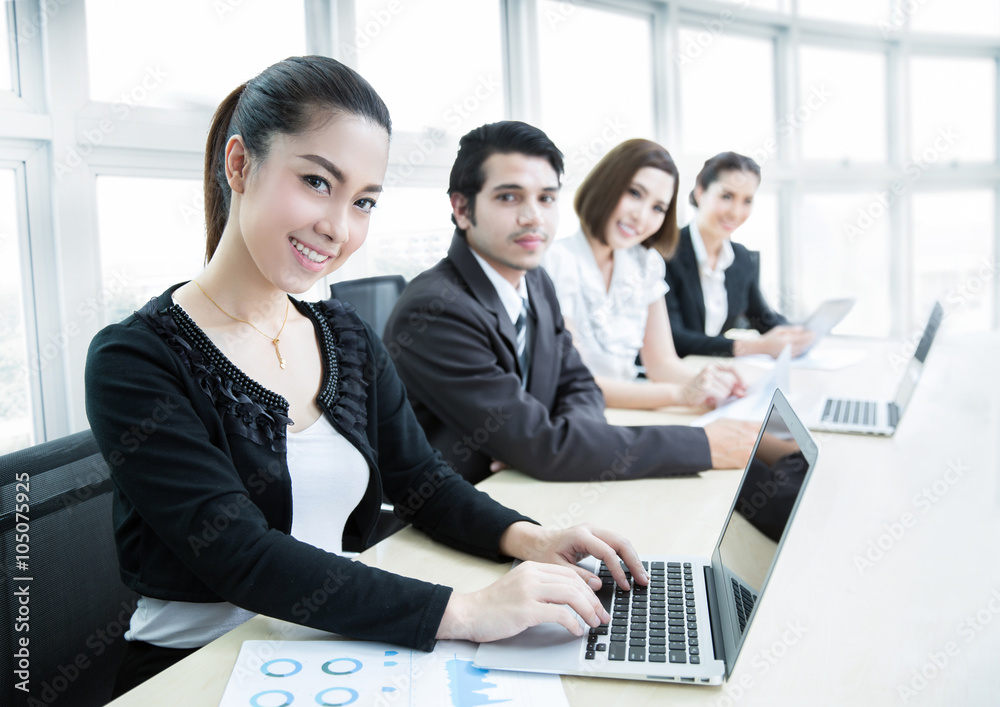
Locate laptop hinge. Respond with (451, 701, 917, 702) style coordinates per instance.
(704, 565, 726, 668)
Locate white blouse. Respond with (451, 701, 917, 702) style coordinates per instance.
(689, 217, 735, 337)
(126, 415, 369, 648)
(544, 230, 668, 381)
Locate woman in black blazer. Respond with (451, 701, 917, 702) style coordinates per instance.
(664, 152, 813, 358)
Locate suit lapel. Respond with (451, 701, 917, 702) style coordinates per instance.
(447, 233, 520, 362)
(680, 228, 707, 329)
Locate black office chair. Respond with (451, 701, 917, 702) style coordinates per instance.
(0, 431, 138, 707)
(328, 275, 410, 547)
(329, 274, 407, 339)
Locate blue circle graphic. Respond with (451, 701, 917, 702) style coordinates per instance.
(315, 687, 358, 706)
(260, 659, 303, 678)
(320, 658, 363, 675)
(249, 689, 294, 707)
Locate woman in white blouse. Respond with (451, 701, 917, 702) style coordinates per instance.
(544, 139, 745, 410)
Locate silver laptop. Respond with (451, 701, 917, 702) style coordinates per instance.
(474, 389, 819, 685)
(810, 301, 943, 436)
(797, 297, 855, 357)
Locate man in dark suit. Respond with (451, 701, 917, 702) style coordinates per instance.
(384, 121, 758, 484)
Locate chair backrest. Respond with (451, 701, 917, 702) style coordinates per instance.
(329, 274, 407, 339)
(1, 430, 137, 707)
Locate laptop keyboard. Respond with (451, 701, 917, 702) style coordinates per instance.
(822, 398, 878, 426)
(731, 578, 757, 635)
(587, 561, 700, 665)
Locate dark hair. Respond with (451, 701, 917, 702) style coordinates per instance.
(574, 139, 680, 259)
(204, 55, 391, 262)
(447, 121, 564, 237)
(689, 151, 761, 208)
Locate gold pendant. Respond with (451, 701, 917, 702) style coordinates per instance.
(273, 339, 286, 370)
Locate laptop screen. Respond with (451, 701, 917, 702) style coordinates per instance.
(714, 392, 816, 670)
(893, 301, 943, 412)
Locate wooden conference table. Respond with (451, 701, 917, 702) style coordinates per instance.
(108, 332, 1000, 706)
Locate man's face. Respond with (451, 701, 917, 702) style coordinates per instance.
(452, 152, 561, 287)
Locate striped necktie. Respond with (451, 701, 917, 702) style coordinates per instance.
(515, 298, 530, 387)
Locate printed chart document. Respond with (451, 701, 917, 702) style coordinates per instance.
(219, 638, 570, 707)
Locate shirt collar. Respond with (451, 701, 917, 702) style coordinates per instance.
(689, 216, 735, 274)
(470, 249, 530, 325)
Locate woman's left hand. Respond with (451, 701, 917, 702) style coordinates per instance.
(685, 363, 746, 409)
(499, 521, 648, 591)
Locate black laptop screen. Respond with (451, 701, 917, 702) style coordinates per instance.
(717, 403, 810, 641)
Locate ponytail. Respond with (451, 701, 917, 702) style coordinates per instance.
(204, 83, 245, 263)
(200, 57, 391, 263)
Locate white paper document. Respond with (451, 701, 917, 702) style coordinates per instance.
(219, 638, 570, 707)
(741, 347, 868, 371)
(692, 346, 791, 427)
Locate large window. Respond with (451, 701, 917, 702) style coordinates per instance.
(0, 169, 33, 453)
(538, 2, 655, 236)
(2, 0, 1000, 452)
(85, 0, 306, 110)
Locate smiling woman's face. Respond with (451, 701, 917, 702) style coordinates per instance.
(694, 169, 760, 241)
(233, 114, 390, 294)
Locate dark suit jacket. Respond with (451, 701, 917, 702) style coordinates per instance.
(664, 226, 788, 357)
(384, 233, 712, 485)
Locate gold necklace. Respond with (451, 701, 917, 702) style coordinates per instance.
(193, 281, 289, 370)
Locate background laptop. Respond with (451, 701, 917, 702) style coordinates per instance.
(810, 301, 943, 436)
(797, 297, 855, 357)
(475, 389, 819, 685)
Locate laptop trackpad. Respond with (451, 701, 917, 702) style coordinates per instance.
(474, 621, 582, 672)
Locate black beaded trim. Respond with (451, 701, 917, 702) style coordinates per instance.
(168, 303, 291, 412)
(301, 301, 340, 407)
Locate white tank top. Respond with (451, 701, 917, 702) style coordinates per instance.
(126, 415, 370, 648)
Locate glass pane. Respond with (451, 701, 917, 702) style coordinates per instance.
(797, 193, 892, 336)
(95, 177, 206, 324)
(910, 0, 1000, 36)
(797, 0, 892, 29)
(352, 186, 455, 282)
(354, 0, 503, 136)
(0, 6, 13, 92)
(678, 30, 775, 165)
(0, 169, 33, 453)
(911, 57, 995, 163)
(539, 1, 655, 218)
(912, 191, 994, 333)
(85, 1, 306, 109)
(799, 46, 885, 162)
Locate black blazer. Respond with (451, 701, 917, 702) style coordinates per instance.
(664, 226, 788, 357)
(383, 233, 712, 485)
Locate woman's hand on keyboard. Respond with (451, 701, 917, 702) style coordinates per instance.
(435, 561, 611, 642)
(499, 521, 648, 591)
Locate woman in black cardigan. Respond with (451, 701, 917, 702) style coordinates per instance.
(85, 56, 644, 697)
(664, 152, 813, 358)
